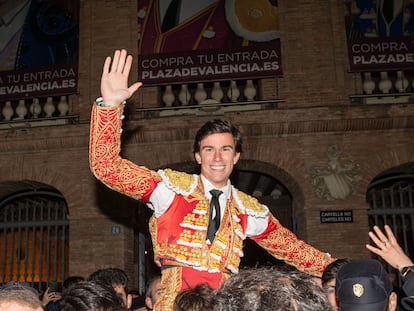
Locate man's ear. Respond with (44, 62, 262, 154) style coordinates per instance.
(126, 294, 132, 309)
(233, 152, 241, 164)
(145, 296, 153, 309)
(195, 152, 201, 164)
(388, 292, 397, 311)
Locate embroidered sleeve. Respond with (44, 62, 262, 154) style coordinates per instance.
(251, 214, 334, 277)
(89, 104, 161, 201)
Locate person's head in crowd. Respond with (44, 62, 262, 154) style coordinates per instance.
(321, 258, 350, 311)
(214, 266, 331, 311)
(42, 275, 85, 309)
(145, 275, 162, 310)
(173, 283, 215, 311)
(63, 275, 85, 293)
(1, 281, 39, 296)
(0, 284, 43, 311)
(61, 281, 126, 311)
(89, 268, 132, 309)
(336, 259, 397, 311)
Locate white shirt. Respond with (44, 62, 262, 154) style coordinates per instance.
(200, 174, 230, 220)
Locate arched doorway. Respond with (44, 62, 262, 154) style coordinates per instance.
(0, 180, 69, 292)
(366, 162, 414, 284)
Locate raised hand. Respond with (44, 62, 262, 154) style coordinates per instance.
(366, 225, 413, 270)
(41, 287, 62, 307)
(100, 49, 142, 106)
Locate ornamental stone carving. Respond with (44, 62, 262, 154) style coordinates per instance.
(309, 144, 361, 200)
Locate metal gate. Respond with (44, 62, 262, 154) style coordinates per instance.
(0, 181, 69, 292)
(367, 173, 414, 284)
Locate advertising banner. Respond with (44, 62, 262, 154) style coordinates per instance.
(344, 0, 414, 72)
(137, 0, 282, 85)
(0, 0, 79, 101)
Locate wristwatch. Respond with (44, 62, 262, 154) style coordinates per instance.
(96, 97, 126, 107)
(400, 265, 414, 278)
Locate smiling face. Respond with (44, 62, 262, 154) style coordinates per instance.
(195, 132, 240, 188)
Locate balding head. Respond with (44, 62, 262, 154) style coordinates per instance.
(0, 288, 43, 311)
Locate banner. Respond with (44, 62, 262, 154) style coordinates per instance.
(344, 0, 414, 72)
(137, 0, 282, 85)
(0, 0, 79, 101)
(0, 64, 77, 101)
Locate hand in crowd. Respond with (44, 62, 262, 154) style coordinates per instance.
(41, 287, 62, 307)
(366, 224, 413, 270)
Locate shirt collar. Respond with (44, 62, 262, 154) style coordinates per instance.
(200, 175, 231, 199)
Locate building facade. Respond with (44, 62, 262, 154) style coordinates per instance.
(0, 0, 413, 292)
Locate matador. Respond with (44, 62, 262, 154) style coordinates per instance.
(89, 49, 334, 310)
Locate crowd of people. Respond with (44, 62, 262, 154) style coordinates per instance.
(2, 224, 414, 311)
(0, 268, 160, 311)
(3, 49, 414, 310)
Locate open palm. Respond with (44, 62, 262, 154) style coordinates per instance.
(100, 49, 142, 106)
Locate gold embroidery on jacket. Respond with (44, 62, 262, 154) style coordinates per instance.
(90, 105, 161, 200)
(163, 169, 195, 194)
(234, 189, 268, 216)
(155, 267, 182, 310)
(152, 172, 246, 273)
(255, 214, 333, 277)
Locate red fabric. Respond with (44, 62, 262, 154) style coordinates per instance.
(180, 266, 224, 290)
(156, 195, 198, 246)
(250, 215, 277, 241)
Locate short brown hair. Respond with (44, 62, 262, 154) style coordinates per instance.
(193, 119, 242, 154)
(173, 283, 215, 311)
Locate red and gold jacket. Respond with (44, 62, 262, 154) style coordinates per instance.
(89, 104, 334, 310)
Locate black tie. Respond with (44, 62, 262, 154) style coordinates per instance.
(206, 189, 222, 242)
(161, 0, 181, 33)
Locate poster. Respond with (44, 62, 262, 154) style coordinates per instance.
(137, 0, 282, 85)
(344, 0, 414, 72)
(0, 0, 79, 101)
